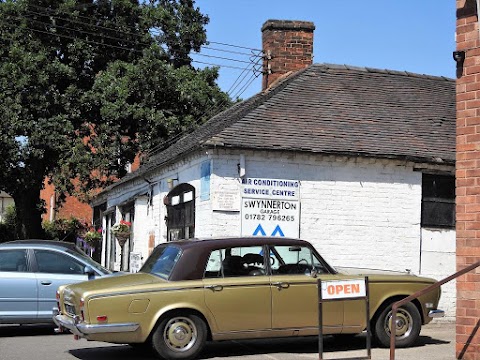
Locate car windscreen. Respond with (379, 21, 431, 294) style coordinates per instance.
(66, 248, 112, 275)
(140, 245, 182, 279)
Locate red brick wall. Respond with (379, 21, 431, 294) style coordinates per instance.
(456, 1, 480, 359)
(40, 154, 142, 225)
(41, 179, 92, 224)
(261, 20, 315, 90)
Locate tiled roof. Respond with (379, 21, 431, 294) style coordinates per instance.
(105, 63, 455, 191)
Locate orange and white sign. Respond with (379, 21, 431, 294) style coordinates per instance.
(321, 279, 366, 300)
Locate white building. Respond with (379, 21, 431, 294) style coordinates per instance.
(0, 191, 14, 223)
(92, 20, 456, 320)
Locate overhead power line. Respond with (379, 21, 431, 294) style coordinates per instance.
(9, 10, 264, 75)
(1, 6, 265, 155)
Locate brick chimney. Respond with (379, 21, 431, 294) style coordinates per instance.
(261, 19, 315, 90)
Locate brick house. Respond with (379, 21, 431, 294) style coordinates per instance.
(41, 179, 92, 224)
(92, 20, 457, 320)
(455, 1, 480, 359)
(39, 156, 141, 227)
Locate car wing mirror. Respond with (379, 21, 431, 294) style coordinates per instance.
(84, 266, 96, 280)
(310, 268, 318, 278)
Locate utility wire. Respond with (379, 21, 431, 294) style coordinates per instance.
(227, 56, 263, 96)
(2, 7, 264, 157)
(2, 15, 260, 72)
(5, 18, 262, 157)
(207, 40, 262, 52)
(27, 3, 263, 53)
(146, 70, 261, 157)
(23, 11, 146, 48)
(15, 5, 265, 76)
(146, 55, 263, 156)
(4, 13, 264, 97)
(231, 71, 260, 100)
(15, 12, 262, 66)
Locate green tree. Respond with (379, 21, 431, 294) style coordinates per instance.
(0, 204, 18, 242)
(0, 0, 231, 239)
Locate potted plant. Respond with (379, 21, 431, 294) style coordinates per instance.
(83, 228, 102, 245)
(111, 220, 131, 246)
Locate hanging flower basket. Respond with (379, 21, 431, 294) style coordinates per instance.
(115, 232, 130, 247)
(111, 220, 131, 247)
(83, 228, 102, 245)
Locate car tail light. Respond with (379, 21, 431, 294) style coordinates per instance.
(97, 315, 108, 322)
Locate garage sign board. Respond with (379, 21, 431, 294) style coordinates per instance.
(240, 178, 300, 238)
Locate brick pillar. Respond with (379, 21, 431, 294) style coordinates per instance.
(261, 20, 315, 90)
(456, 1, 480, 359)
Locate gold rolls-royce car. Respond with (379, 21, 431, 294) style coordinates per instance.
(53, 237, 444, 360)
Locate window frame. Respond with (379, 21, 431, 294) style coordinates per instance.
(32, 249, 85, 275)
(0, 249, 29, 272)
(421, 173, 455, 229)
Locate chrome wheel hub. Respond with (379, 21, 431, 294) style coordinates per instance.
(385, 308, 413, 339)
(163, 317, 197, 352)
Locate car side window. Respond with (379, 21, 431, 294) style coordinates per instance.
(224, 246, 266, 277)
(204, 250, 223, 278)
(0, 249, 28, 272)
(271, 245, 318, 275)
(34, 250, 84, 275)
(204, 246, 266, 278)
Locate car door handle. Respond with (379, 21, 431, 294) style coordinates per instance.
(40, 281, 52, 286)
(204, 285, 223, 292)
(272, 282, 290, 290)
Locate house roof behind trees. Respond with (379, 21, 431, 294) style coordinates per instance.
(101, 63, 455, 193)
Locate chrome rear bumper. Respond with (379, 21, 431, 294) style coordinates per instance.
(52, 307, 139, 337)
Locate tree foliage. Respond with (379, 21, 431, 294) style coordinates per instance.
(0, 0, 231, 238)
(0, 204, 18, 242)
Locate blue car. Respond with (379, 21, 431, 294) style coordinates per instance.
(0, 239, 111, 325)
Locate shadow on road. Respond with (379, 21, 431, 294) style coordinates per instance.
(0, 324, 59, 337)
(70, 345, 157, 360)
(65, 333, 450, 360)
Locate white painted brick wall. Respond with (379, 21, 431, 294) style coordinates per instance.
(104, 149, 455, 321)
(420, 228, 456, 322)
(208, 151, 454, 320)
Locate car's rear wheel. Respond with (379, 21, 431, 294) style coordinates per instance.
(152, 312, 207, 360)
(373, 301, 421, 348)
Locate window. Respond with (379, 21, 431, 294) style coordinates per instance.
(421, 174, 455, 228)
(270, 245, 327, 275)
(140, 245, 182, 279)
(0, 250, 27, 272)
(166, 183, 195, 241)
(34, 250, 84, 274)
(204, 250, 223, 278)
(204, 246, 266, 278)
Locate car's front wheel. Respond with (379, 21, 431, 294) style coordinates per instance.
(152, 312, 207, 360)
(373, 301, 421, 348)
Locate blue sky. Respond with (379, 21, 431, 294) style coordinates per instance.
(193, 0, 456, 99)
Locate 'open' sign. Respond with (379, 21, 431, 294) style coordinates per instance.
(321, 279, 366, 300)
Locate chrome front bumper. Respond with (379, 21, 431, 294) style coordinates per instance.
(428, 309, 445, 318)
(52, 307, 139, 337)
